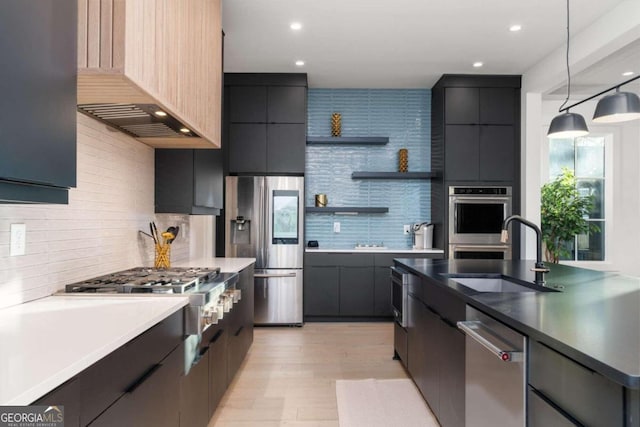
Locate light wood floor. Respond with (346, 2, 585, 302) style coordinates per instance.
(209, 322, 409, 427)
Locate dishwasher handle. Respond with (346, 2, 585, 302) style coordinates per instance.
(457, 320, 523, 362)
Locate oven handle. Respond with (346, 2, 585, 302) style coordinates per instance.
(452, 245, 510, 252)
(457, 320, 522, 362)
(255, 273, 297, 278)
(451, 196, 511, 202)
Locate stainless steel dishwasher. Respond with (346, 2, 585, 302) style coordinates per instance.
(457, 305, 526, 427)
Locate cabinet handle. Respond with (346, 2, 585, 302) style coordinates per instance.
(209, 329, 224, 344)
(234, 325, 244, 337)
(125, 364, 161, 394)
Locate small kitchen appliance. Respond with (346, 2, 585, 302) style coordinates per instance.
(413, 222, 434, 249)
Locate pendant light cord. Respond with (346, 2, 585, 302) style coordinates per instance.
(559, 0, 571, 112)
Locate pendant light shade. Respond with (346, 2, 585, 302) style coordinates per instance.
(592, 90, 640, 123)
(547, 112, 589, 139)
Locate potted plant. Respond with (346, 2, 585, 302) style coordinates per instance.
(540, 168, 598, 263)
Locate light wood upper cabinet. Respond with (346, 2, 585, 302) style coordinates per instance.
(77, 0, 222, 148)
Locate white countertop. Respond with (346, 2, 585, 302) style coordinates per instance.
(305, 248, 444, 254)
(174, 257, 256, 272)
(0, 295, 188, 405)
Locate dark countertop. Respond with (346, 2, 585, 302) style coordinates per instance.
(394, 258, 640, 389)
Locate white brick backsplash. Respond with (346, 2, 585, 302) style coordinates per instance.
(0, 114, 192, 308)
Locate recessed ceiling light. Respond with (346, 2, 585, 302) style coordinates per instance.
(509, 24, 522, 32)
(290, 22, 302, 30)
(622, 71, 634, 76)
(473, 62, 483, 68)
(154, 110, 167, 117)
(295, 60, 305, 67)
(180, 128, 190, 133)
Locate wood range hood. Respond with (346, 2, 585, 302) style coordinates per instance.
(77, 0, 222, 149)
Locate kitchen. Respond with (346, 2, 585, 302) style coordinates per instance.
(2, 0, 640, 426)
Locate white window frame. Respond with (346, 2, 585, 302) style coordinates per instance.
(541, 129, 614, 268)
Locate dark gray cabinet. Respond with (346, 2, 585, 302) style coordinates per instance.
(401, 268, 465, 427)
(430, 75, 521, 253)
(0, 0, 77, 204)
(225, 74, 307, 175)
(445, 87, 516, 125)
(33, 378, 80, 427)
(207, 328, 228, 417)
(528, 387, 578, 427)
(227, 265, 254, 384)
(339, 266, 375, 316)
(304, 265, 340, 316)
(180, 348, 210, 427)
(155, 149, 223, 215)
(529, 340, 624, 426)
(304, 253, 443, 320)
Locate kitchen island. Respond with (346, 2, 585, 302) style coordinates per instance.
(394, 258, 640, 426)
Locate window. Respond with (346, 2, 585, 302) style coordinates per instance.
(548, 136, 606, 261)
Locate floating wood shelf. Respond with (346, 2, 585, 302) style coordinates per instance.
(351, 172, 439, 180)
(305, 207, 389, 214)
(306, 136, 389, 145)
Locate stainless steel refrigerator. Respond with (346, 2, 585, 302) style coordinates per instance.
(225, 176, 304, 325)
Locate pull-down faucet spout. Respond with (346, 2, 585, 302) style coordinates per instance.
(501, 215, 549, 287)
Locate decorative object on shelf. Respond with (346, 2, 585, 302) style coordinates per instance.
(547, 0, 589, 139)
(315, 194, 328, 207)
(307, 136, 388, 145)
(331, 113, 342, 137)
(398, 148, 408, 172)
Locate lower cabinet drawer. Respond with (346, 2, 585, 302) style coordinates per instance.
(80, 309, 183, 425)
(32, 377, 80, 427)
(528, 387, 578, 426)
(88, 342, 183, 427)
(393, 321, 408, 366)
(529, 340, 623, 426)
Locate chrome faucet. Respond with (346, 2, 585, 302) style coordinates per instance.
(501, 215, 550, 287)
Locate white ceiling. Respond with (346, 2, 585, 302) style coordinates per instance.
(222, 0, 630, 89)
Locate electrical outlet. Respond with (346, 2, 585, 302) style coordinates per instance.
(10, 223, 26, 256)
(403, 225, 411, 235)
(333, 222, 341, 233)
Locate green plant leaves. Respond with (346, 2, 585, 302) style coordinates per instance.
(541, 168, 598, 263)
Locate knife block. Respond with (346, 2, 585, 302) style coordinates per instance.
(154, 243, 171, 269)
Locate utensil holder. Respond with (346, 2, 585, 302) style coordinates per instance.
(398, 148, 408, 172)
(154, 243, 171, 268)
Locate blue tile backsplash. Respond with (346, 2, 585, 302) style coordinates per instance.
(305, 89, 431, 249)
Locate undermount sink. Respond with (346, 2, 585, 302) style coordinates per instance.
(452, 277, 537, 293)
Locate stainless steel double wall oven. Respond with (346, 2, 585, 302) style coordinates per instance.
(448, 186, 512, 259)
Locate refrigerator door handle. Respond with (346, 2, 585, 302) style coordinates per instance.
(263, 280, 267, 299)
(263, 178, 269, 267)
(255, 273, 297, 278)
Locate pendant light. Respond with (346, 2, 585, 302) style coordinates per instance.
(547, 0, 589, 139)
(592, 87, 640, 123)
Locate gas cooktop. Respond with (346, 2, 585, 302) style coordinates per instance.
(65, 266, 222, 294)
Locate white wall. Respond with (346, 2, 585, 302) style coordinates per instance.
(0, 114, 197, 309)
(521, 0, 640, 271)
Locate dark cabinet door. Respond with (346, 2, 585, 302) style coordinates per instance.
(0, 0, 77, 202)
(304, 266, 340, 316)
(438, 323, 465, 427)
(479, 88, 516, 124)
(229, 86, 267, 123)
(445, 125, 479, 181)
(90, 344, 183, 427)
(266, 124, 306, 174)
(445, 87, 479, 124)
(193, 149, 224, 209)
(421, 306, 441, 415)
(528, 388, 577, 427)
(267, 86, 306, 123)
(156, 149, 223, 214)
(339, 266, 374, 316)
(180, 349, 210, 427)
(208, 328, 228, 417)
(407, 294, 423, 386)
(33, 378, 80, 427)
(229, 123, 267, 173)
(479, 125, 515, 182)
(373, 266, 393, 316)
